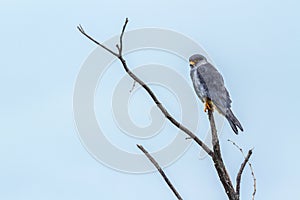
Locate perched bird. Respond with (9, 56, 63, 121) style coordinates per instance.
(189, 54, 243, 134)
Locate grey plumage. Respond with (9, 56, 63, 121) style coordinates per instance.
(189, 54, 243, 134)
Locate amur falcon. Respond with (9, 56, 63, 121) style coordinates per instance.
(189, 54, 243, 134)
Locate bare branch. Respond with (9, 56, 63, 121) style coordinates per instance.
(208, 110, 237, 200)
(77, 24, 119, 57)
(236, 150, 252, 197)
(228, 139, 256, 200)
(137, 144, 183, 200)
(118, 17, 128, 55)
(249, 160, 257, 200)
(116, 44, 120, 52)
(129, 80, 136, 93)
(77, 19, 213, 157)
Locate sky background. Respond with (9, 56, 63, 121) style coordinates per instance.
(1, 0, 300, 199)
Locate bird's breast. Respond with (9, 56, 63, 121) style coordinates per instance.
(190, 68, 209, 102)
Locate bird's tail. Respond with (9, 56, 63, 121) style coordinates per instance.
(225, 109, 244, 134)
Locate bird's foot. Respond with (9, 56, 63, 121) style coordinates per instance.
(204, 101, 212, 112)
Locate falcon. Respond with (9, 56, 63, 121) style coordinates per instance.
(189, 54, 243, 134)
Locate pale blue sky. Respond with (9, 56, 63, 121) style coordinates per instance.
(1, 0, 300, 199)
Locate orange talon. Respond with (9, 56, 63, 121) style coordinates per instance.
(204, 101, 212, 112)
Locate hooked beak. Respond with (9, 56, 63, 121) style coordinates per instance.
(189, 61, 195, 67)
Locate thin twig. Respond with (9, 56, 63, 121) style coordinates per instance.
(208, 110, 237, 200)
(236, 150, 252, 197)
(77, 25, 119, 57)
(118, 18, 128, 55)
(228, 139, 256, 200)
(129, 80, 136, 93)
(77, 18, 214, 157)
(249, 160, 257, 200)
(137, 144, 183, 200)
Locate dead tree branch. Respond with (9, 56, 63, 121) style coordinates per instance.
(236, 150, 252, 196)
(208, 110, 238, 200)
(77, 18, 213, 157)
(228, 139, 256, 200)
(77, 24, 119, 57)
(137, 144, 183, 200)
(249, 160, 257, 200)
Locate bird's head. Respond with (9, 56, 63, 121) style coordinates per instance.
(189, 54, 207, 68)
